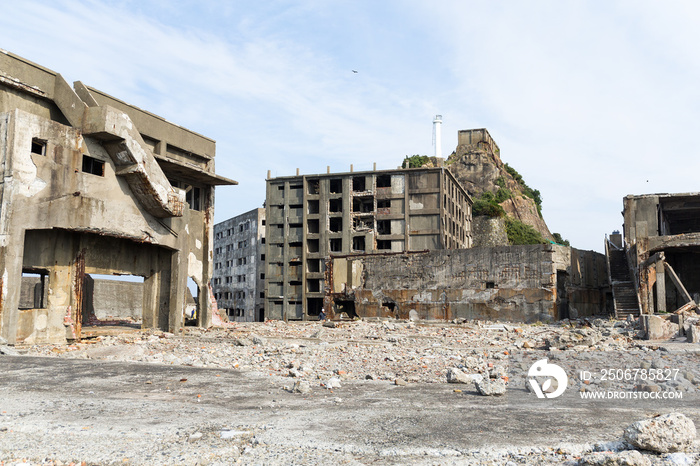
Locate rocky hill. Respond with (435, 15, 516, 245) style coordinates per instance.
(442, 128, 555, 243)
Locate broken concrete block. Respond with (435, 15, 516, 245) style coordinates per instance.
(475, 378, 506, 396)
(687, 325, 700, 344)
(0, 345, 19, 356)
(577, 450, 650, 466)
(325, 377, 341, 389)
(623, 413, 697, 453)
(322, 321, 337, 328)
(446, 368, 483, 384)
(644, 315, 679, 340)
(292, 380, 311, 394)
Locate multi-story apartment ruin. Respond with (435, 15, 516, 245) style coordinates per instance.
(264, 166, 472, 320)
(212, 208, 266, 322)
(0, 51, 235, 344)
(607, 193, 700, 318)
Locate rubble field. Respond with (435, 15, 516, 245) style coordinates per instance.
(1, 317, 699, 465)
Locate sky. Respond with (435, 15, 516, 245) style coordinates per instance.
(2, 0, 699, 253)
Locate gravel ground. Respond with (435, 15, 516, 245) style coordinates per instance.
(1, 316, 699, 465)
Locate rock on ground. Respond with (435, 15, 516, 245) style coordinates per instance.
(475, 378, 506, 396)
(578, 450, 651, 466)
(623, 413, 697, 453)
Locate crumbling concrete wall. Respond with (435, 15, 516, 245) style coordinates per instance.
(472, 216, 508, 247)
(0, 51, 235, 344)
(328, 244, 608, 323)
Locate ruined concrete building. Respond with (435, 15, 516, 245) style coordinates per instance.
(329, 245, 608, 322)
(0, 51, 235, 344)
(264, 166, 473, 320)
(608, 193, 700, 318)
(212, 208, 265, 322)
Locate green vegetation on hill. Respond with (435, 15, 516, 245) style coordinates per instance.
(403, 155, 431, 168)
(472, 192, 506, 218)
(505, 217, 546, 245)
(552, 233, 570, 246)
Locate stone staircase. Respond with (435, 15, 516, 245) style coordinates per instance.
(608, 248, 639, 318)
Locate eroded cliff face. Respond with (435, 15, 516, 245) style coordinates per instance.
(443, 129, 554, 242)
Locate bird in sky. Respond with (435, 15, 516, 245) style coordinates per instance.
(352, 70, 358, 73)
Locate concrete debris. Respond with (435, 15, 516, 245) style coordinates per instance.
(325, 377, 341, 389)
(0, 345, 19, 356)
(475, 378, 506, 396)
(577, 450, 651, 466)
(623, 413, 697, 453)
(687, 325, 700, 344)
(644, 315, 680, 340)
(292, 380, 311, 394)
(322, 321, 337, 329)
(446, 367, 483, 385)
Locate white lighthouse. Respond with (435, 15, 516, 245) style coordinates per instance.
(432, 114, 442, 158)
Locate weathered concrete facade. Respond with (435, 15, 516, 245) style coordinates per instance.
(212, 208, 265, 322)
(328, 245, 608, 322)
(619, 193, 700, 316)
(0, 51, 235, 344)
(265, 166, 473, 320)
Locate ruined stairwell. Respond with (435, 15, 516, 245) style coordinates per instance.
(607, 247, 640, 318)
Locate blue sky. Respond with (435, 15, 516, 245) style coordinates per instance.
(2, 0, 699, 252)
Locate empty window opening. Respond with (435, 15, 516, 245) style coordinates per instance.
(185, 186, 202, 211)
(377, 199, 390, 213)
(308, 200, 320, 214)
(31, 138, 46, 156)
(329, 217, 343, 232)
(377, 240, 391, 250)
(329, 238, 342, 252)
(329, 199, 342, 213)
(82, 155, 105, 176)
(307, 238, 320, 253)
(377, 220, 391, 235)
(333, 299, 357, 319)
(353, 216, 374, 231)
(352, 176, 366, 191)
(308, 218, 320, 234)
(307, 298, 323, 317)
(307, 279, 321, 292)
(83, 274, 145, 327)
(353, 197, 374, 213)
(329, 178, 342, 194)
(307, 179, 320, 195)
(376, 175, 391, 188)
(19, 269, 47, 310)
(485, 281, 496, 289)
(307, 259, 321, 273)
(352, 236, 365, 251)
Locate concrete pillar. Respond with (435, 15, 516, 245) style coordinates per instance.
(656, 261, 666, 313)
(168, 248, 186, 333)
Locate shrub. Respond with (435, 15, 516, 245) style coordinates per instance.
(403, 155, 431, 168)
(472, 192, 505, 218)
(505, 217, 546, 245)
(552, 233, 570, 246)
